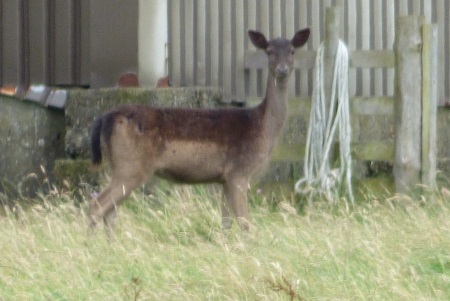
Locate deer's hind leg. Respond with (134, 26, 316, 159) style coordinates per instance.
(103, 206, 118, 239)
(88, 171, 150, 236)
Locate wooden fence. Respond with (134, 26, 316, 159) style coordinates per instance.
(260, 9, 437, 191)
(167, 0, 442, 190)
(168, 0, 449, 105)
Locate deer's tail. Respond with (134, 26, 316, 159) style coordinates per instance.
(91, 116, 103, 165)
(91, 110, 118, 165)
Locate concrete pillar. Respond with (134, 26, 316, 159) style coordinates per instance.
(138, 0, 168, 87)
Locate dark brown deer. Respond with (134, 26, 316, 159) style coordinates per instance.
(88, 28, 310, 235)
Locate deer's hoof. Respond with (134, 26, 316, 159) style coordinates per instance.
(237, 217, 250, 231)
(222, 217, 233, 230)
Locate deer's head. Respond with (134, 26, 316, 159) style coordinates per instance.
(248, 28, 310, 84)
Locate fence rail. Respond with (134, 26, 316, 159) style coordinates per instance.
(245, 49, 396, 69)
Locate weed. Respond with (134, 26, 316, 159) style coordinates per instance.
(266, 275, 307, 301)
(1, 181, 450, 300)
(122, 276, 142, 301)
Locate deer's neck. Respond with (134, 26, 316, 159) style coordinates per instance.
(260, 72, 289, 150)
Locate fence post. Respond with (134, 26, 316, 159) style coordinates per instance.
(322, 6, 340, 164)
(421, 24, 438, 187)
(323, 6, 340, 112)
(393, 16, 424, 193)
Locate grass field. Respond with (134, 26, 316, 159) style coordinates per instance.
(1, 182, 450, 300)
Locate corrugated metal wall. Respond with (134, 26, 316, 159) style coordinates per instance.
(168, 0, 450, 104)
(0, 0, 90, 89)
(2, 0, 449, 102)
(0, 0, 138, 90)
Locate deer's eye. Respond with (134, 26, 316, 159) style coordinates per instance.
(266, 48, 273, 55)
(290, 48, 295, 55)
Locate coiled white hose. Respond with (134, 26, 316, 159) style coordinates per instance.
(295, 40, 354, 205)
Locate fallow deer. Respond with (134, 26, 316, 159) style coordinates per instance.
(88, 28, 310, 235)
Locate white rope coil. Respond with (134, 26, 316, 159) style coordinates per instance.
(295, 40, 354, 204)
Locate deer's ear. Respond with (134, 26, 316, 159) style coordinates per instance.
(291, 28, 310, 48)
(248, 30, 269, 49)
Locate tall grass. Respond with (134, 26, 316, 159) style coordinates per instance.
(1, 183, 450, 300)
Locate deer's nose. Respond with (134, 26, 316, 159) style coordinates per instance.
(275, 65, 289, 76)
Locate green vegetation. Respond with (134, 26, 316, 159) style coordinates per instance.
(1, 182, 450, 300)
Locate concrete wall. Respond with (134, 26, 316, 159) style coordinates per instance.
(0, 96, 65, 197)
(1, 89, 449, 200)
(65, 87, 224, 159)
(437, 109, 450, 175)
(0, 87, 223, 199)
